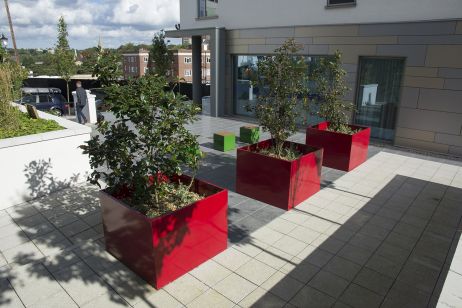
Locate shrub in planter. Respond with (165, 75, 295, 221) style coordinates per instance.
(236, 39, 323, 210)
(306, 52, 370, 171)
(81, 75, 228, 289)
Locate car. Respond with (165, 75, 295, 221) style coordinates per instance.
(17, 88, 69, 116)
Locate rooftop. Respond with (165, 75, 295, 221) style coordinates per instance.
(0, 115, 461, 307)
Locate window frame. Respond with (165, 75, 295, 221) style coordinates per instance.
(184, 57, 192, 64)
(184, 69, 192, 77)
(326, 0, 356, 8)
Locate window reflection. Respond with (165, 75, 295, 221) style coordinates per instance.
(355, 57, 405, 140)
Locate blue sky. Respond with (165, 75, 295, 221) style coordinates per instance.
(0, 0, 180, 49)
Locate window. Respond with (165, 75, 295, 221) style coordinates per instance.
(184, 69, 192, 77)
(131, 67, 138, 73)
(22, 94, 36, 104)
(198, 0, 218, 17)
(206, 56, 211, 63)
(38, 94, 49, 104)
(144, 67, 148, 74)
(354, 57, 405, 141)
(144, 56, 149, 63)
(233, 54, 326, 119)
(327, 0, 356, 6)
(205, 69, 210, 76)
(184, 57, 192, 64)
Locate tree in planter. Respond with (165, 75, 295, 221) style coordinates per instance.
(251, 39, 310, 159)
(54, 16, 75, 114)
(311, 51, 355, 134)
(148, 30, 173, 77)
(80, 75, 203, 217)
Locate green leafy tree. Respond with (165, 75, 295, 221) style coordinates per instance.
(80, 75, 203, 216)
(251, 39, 310, 158)
(148, 30, 173, 77)
(54, 16, 75, 108)
(92, 46, 121, 87)
(0, 63, 27, 132)
(311, 51, 353, 133)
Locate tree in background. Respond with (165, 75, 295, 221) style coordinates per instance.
(54, 16, 75, 112)
(92, 46, 122, 87)
(148, 30, 173, 77)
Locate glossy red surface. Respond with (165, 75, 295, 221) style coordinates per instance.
(306, 121, 371, 172)
(100, 176, 228, 289)
(236, 139, 323, 210)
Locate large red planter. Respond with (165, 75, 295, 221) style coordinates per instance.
(100, 176, 228, 289)
(236, 139, 323, 210)
(306, 121, 370, 172)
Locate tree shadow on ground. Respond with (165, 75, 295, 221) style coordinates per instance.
(249, 175, 462, 307)
(0, 161, 184, 307)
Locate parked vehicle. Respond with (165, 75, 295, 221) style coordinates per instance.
(17, 88, 69, 116)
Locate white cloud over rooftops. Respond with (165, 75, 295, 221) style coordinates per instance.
(0, 0, 180, 49)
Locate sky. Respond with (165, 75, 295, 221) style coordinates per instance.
(0, 0, 180, 50)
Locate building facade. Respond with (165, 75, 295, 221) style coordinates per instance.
(122, 48, 149, 79)
(168, 0, 462, 156)
(171, 48, 211, 83)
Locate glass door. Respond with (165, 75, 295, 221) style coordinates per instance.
(354, 57, 405, 141)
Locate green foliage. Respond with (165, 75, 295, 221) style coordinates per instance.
(136, 182, 202, 218)
(258, 146, 302, 161)
(92, 46, 121, 87)
(0, 63, 28, 132)
(80, 74, 203, 216)
(0, 108, 62, 139)
(148, 30, 173, 77)
(0, 46, 8, 63)
(311, 51, 353, 133)
(251, 39, 310, 158)
(54, 16, 75, 103)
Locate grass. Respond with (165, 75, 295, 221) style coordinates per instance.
(0, 109, 63, 139)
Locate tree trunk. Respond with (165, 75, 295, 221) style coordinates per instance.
(66, 81, 70, 116)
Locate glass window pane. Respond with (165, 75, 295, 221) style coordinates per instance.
(354, 57, 405, 140)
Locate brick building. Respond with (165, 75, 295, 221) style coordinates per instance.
(171, 46, 211, 83)
(122, 48, 149, 79)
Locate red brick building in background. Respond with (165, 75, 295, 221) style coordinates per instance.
(122, 48, 149, 79)
(122, 45, 211, 83)
(171, 46, 211, 83)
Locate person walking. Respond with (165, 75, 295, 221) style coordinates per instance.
(75, 81, 88, 124)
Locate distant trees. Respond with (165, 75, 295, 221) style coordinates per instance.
(148, 30, 173, 77)
(92, 46, 121, 87)
(54, 16, 75, 107)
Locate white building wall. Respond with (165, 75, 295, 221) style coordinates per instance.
(0, 106, 92, 209)
(180, 0, 462, 30)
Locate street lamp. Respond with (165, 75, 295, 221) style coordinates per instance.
(0, 33, 8, 49)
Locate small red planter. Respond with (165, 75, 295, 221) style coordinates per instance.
(100, 176, 228, 289)
(306, 121, 370, 172)
(236, 139, 323, 210)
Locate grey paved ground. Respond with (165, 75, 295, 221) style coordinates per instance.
(1, 115, 461, 307)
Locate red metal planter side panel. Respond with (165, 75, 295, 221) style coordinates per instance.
(236, 140, 292, 210)
(289, 147, 323, 209)
(306, 121, 370, 171)
(151, 187, 228, 289)
(100, 192, 157, 286)
(236, 140, 322, 210)
(349, 126, 371, 171)
(100, 178, 228, 290)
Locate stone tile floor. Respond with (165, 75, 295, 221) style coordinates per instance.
(1, 115, 462, 307)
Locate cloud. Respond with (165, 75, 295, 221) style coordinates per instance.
(0, 0, 180, 49)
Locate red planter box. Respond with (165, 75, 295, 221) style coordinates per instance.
(100, 176, 228, 289)
(306, 121, 370, 172)
(236, 139, 323, 210)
